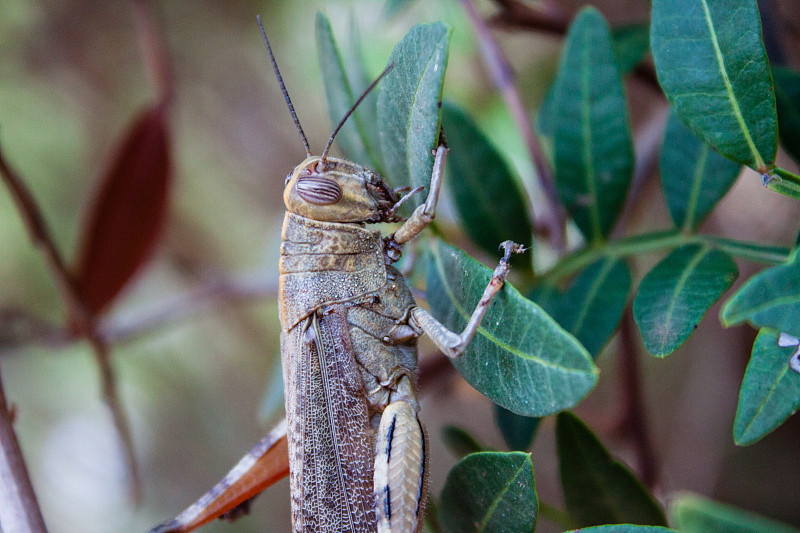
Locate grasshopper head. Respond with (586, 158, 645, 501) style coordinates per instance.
(284, 156, 400, 223)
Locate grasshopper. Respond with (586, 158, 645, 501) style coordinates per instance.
(150, 18, 522, 533)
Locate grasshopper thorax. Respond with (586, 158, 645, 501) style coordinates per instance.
(284, 156, 400, 223)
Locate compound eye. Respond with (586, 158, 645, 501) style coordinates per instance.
(295, 175, 343, 205)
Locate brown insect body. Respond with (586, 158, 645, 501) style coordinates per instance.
(148, 20, 523, 533)
(280, 156, 426, 532)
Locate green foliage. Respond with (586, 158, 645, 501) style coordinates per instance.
(733, 329, 800, 445)
(426, 239, 598, 417)
(773, 66, 800, 166)
(439, 452, 537, 533)
(377, 22, 450, 209)
(660, 109, 742, 230)
(549, 257, 632, 358)
(442, 102, 532, 260)
(634, 245, 738, 356)
(650, 0, 777, 170)
(493, 405, 540, 452)
(566, 527, 676, 533)
(442, 425, 487, 459)
(556, 413, 668, 527)
(669, 493, 800, 533)
(316, 12, 382, 171)
(552, 7, 634, 241)
(721, 249, 800, 335)
(611, 25, 650, 75)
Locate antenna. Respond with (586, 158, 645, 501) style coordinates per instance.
(257, 15, 312, 158)
(319, 62, 395, 165)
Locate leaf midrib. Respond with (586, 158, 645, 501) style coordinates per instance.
(476, 456, 530, 532)
(699, 0, 765, 170)
(656, 246, 709, 352)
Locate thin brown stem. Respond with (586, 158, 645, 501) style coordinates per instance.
(0, 143, 86, 326)
(131, 0, 173, 103)
(0, 364, 49, 533)
(488, 0, 662, 92)
(103, 273, 277, 343)
(0, 144, 141, 502)
(87, 337, 141, 502)
(618, 308, 658, 488)
(461, 0, 566, 250)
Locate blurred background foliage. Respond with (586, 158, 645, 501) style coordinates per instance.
(0, 1, 799, 532)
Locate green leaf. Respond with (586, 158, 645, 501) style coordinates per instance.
(382, 0, 415, 20)
(377, 22, 450, 209)
(633, 245, 738, 357)
(439, 452, 537, 533)
(344, 14, 384, 174)
(315, 12, 381, 170)
(721, 249, 800, 336)
(612, 24, 650, 75)
(556, 412, 668, 527)
(527, 283, 562, 318)
(442, 425, 486, 459)
(669, 492, 799, 533)
(773, 66, 800, 165)
(538, 22, 646, 146)
(660, 109, 742, 230)
(426, 240, 598, 416)
(733, 328, 800, 445)
(766, 166, 800, 201)
(650, 0, 778, 170)
(552, 257, 631, 358)
(566, 527, 676, 533)
(553, 7, 634, 241)
(441, 102, 532, 258)
(493, 405, 540, 451)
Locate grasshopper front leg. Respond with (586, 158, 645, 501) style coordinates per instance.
(387, 144, 449, 251)
(411, 241, 524, 359)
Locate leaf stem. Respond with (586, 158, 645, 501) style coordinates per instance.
(543, 229, 790, 283)
(766, 167, 800, 200)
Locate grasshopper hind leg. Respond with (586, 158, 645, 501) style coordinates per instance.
(374, 401, 428, 533)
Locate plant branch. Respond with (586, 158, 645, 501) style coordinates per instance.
(103, 273, 277, 343)
(0, 364, 49, 533)
(487, 0, 662, 91)
(542, 229, 790, 283)
(461, 0, 566, 250)
(618, 309, 658, 488)
(130, 0, 173, 103)
(0, 144, 141, 502)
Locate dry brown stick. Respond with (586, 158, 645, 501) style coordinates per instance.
(0, 364, 49, 533)
(461, 0, 567, 251)
(0, 145, 141, 502)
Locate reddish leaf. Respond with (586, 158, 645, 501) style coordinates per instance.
(74, 102, 171, 315)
